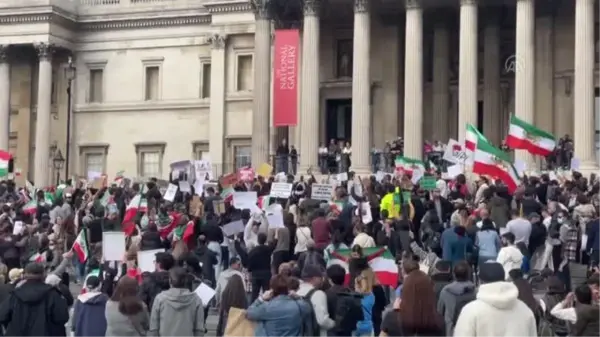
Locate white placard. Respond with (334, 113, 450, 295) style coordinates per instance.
(411, 169, 424, 184)
(102, 232, 126, 262)
(443, 139, 468, 164)
(265, 204, 284, 228)
(359, 202, 372, 224)
(270, 183, 293, 198)
(446, 164, 464, 179)
(232, 192, 258, 210)
(12, 221, 24, 235)
(222, 220, 245, 237)
(194, 160, 214, 181)
(137, 249, 165, 273)
(178, 180, 191, 193)
(337, 172, 348, 182)
(311, 184, 334, 201)
(194, 282, 216, 307)
(163, 183, 178, 202)
(375, 171, 387, 182)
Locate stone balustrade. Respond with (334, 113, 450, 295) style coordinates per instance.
(0, 0, 208, 15)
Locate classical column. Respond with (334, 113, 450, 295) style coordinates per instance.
(403, 0, 423, 159)
(350, 0, 371, 172)
(483, 15, 501, 144)
(251, 1, 271, 167)
(432, 19, 449, 142)
(33, 43, 53, 187)
(208, 34, 227, 176)
(514, 0, 535, 165)
(298, 0, 321, 173)
(458, 0, 478, 144)
(573, 0, 597, 171)
(0, 46, 10, 152)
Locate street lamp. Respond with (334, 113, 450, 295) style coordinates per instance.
(64, 56, 76, 178)
(53, 149, 65, 185)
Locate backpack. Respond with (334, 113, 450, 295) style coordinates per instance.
(451, 287, 477, 326)
(333, 291, 364, 333)
(298, 288, 321, 336)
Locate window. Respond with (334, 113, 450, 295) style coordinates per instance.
(336, 39, 353, 78)
(135, 143, 165, 178)
(79, 144, 109, 176)
(193, 141, 210, 160)
(236, 54, 253, 91)
(201, 62, 211, 98)
(234, 145, 251, 170)
(145, 66, 160, 100)
(89, 69, 104, 103)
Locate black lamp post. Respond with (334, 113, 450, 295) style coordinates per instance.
(53, 149, 65, 185)
(64, 56, 76, 178)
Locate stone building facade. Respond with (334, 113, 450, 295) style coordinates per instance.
(0, 0, 598, 185)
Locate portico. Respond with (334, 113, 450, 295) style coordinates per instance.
(255, 0, 600, 173)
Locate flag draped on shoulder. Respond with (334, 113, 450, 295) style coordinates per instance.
(472, 136, 521, 193)
(505, 114, 556, 156)
(327, 247, 398, 287)
(72, 230, 89, 263)
(173, 220, 195, 244)
(394, 156, 425, 175)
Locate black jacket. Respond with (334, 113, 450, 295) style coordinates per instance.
(138, 270, 170, 309)
(246, 245, 273, 273)
(140, 231, 163, 251)
(0, 280, 69, 336)
(194, 246, 218, 286)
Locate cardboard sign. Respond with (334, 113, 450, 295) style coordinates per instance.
(213, 200, 226, 214)
(190, 196, 203, 216)
(443, 139, 468, 164)
(220, 173, 238, 187)
(311, 184, 334, 201)
(256, 163, 273, 177)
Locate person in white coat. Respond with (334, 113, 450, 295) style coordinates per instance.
(453, 262, 537, 337)
(496, 232, 524, 280)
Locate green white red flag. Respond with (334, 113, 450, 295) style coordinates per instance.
(29, 251, 47, 263)
(394, 156, 425, 175)
(465, 124, 488, 164)
(472, 136, 521, 193)
(328, 247, 398, 287)
(72, 230, 89, 263)
(505, 115, 556, 156)
(0, 151, 10, 177)
(173, 221, 195, 244)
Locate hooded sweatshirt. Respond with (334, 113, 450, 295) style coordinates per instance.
(148, 287, 204, 337)
(437, 280, 476, 336)
(496, 245, 524, 280)
(453, 281, 537, 336)
(72, 291, 109, 337)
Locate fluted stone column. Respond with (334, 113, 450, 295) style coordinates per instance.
(514, 0, 535, 165)
(483, 15, 501, 144)
(403, 0, 423, 159)
(298, 0, 321, 173)
(251, 1, 271, 167)
(33, 43, 53, 186)
(208, 34, 227, 176)
(350, 0, 371, 172)
(573, 0, 598, 171)
(432, 19, 449, 142)
(0, 46, 10, 152)
(458, 0, 478, 144)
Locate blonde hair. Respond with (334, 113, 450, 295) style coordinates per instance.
(355, 268, 376, 294)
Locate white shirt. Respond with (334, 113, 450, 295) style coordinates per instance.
(294, 227, 312, 254)
(550, 301, 577, 324)
(342, 147, 352, 154)
(318, 147, 328, 154)
(506, 217, 532, 246)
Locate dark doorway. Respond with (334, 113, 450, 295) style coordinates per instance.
(326, 99, 352, 144)
(477, 100, 484, 132)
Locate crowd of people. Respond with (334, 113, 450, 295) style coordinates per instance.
(0, 157, 597, 336)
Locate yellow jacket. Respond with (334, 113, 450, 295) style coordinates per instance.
(380, 188, 415, 220)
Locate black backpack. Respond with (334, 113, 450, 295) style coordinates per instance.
(298, 288, 321, 336)
(333, 291, 364, 332)
(452, 287, 477, 326)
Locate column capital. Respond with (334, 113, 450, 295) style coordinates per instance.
(354, 0, 370, 13)
(251, 0, 270, 20)
(405, 0, 421, 10)
(303, 0, 321, 17)
(35, 43, 54, 62)
(0, 45, 9, 63)
(208, 34, 227, 49)
(460, 0, 476, 6)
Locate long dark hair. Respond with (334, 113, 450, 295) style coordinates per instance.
(220, 274, 247, 312)
(400, 270, 444, 335)
(111, 276, 144, 315)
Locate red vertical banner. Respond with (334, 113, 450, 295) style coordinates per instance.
(273, 29, 300, 127)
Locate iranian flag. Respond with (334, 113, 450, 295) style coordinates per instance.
(114, 170, 125, 185)
(173, 220, 195, 244)
(0, 150, 11, 177)
(465, 124, 488, 163)
(328, 247, 398, 287)
(505, 115, 556, 156)
(394, 156, 426, 175)
(258, 195, 271, 210)
(29, 251, 47, 263)
(72, 230, 89, 263)
(473, 136, 521, 193)
(22, 200, 37, 215)
(122, 194, 148, 236)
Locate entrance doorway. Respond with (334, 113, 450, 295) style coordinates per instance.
(326, 99, 352, 144)
(477, 100, 484, 132)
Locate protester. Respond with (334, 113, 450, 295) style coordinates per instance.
(139, 251, 174, 309)
(72, 275, 109, 336)
(437, 261, 476, 335)
(215, 273, 247, 336)
(105, 276, 150, 336)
